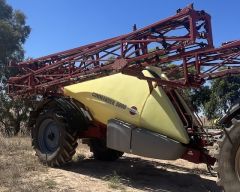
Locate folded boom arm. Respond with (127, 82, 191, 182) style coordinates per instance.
(8, 5, 240, 97)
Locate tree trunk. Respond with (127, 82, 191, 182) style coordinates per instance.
(13, 121, 21, 136)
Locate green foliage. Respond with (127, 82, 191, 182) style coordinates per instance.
(0, 93, 29, 136)
(0, 0, 30, 67)
(206, 76, 240, 118)
(185, 86, 211, 113)
(187, 76, 240, 119)
(0, 0, 31, 136)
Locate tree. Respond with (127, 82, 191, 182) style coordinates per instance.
(0, 0, 31, 136)
(185, 85, 211, 113)
(0, 93, 29, 136)
(205, 76, 240, 119)
(0, 0, 30, 67)
(187, 76, 240, 120)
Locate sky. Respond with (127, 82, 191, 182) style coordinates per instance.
(7, 0, 240, 59)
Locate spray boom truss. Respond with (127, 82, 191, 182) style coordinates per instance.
(8, 5, 240, 97)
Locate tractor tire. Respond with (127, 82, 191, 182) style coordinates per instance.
(89, 139, 124, 161)
(216, 117, 240, 192)
(32, 109, 79, 167)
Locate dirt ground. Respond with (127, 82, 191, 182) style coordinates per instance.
(0, 136, 221, 192)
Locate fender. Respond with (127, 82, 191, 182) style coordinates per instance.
(29, 97, 90, 132)
(219, 103, 240, 125)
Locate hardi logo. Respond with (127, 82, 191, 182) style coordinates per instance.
(129, 106, 138, 115)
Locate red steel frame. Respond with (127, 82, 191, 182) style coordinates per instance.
(8, 5, 215, 97)
(8, 5, 240, 97)
(124, 40, 240, 88)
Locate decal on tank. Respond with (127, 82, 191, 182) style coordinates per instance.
(92, 92, 127, 110)
(129, 106, 138, 115)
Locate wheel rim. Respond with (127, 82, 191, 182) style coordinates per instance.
(38, 119, 61, 154)
(235, 144, 240, 182)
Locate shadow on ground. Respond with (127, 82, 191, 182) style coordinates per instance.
(61, 156, 221, 192)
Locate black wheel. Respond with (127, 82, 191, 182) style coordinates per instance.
(32, 109, 78, 167)
(89, 139, 124, 161)
(216, 118, 240, 191)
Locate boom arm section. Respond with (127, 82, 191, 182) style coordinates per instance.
(124, 40, 240, 88)
(8, 5, 213, 97)
(8, 5, 240, 97)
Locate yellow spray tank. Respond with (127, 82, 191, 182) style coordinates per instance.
(64, 67, 189, 144)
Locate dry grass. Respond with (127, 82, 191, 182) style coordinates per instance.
(0, 135, 221, 192)
(104, 171, 126, 191)
(0, 134, 57, 192)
